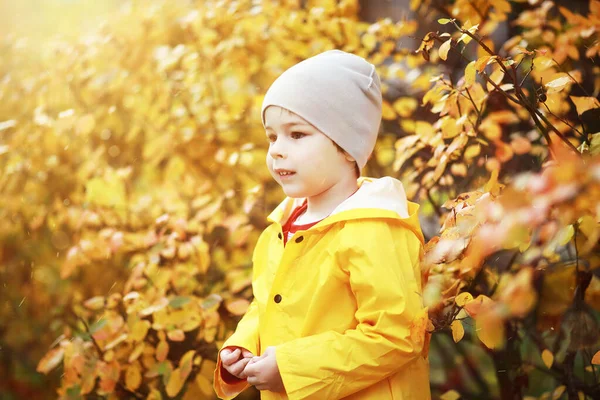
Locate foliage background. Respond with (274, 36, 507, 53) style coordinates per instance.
(1, 0, 599, 399)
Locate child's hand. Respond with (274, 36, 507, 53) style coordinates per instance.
(243, 346, 285, 393)
(220, 347, 254, 379)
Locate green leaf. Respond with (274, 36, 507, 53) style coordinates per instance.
(201, 293, 222, 311)
(169, 296, 191, 309)
(438, 18, 453, 25)
(89, 318, 107, 334)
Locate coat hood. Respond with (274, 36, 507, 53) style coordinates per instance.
(267, 176, 424, 244)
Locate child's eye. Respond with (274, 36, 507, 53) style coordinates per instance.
(291, 132, 306, 139)
(266, 134, 276, 143)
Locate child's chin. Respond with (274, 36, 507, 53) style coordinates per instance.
(281, 186, 307, 198)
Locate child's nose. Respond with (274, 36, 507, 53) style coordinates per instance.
(268, 139, 287, 159)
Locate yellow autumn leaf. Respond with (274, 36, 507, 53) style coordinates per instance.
(533, 56, 555, 71)
(464, 61, 476, 86)
(167, 329, 185, 342)
(415, 120, 434, 137)
(194, 198, 223, 222)
(393, 97, 418, 117)
(179, 350, 196, 380)
(125, 363, 142, 391)
(511, 136, 532, 155)
(486, 69, 505, 92)
(455, 292, 474, 307)
(103, 349, 115, 362)
(451, 163, 467, 177)
(570, 96, 600, 115)
(477, 39, 495, 59)
(439, 39, 452, 61)
(36, 347, 65, 374)
(484, 168, 504, 196)
(590, 132, 600, 156)
(552, 386, 566, 400)
(496, 141, 514, 163)
(128, 343, 145, 363)
(166, 368, 185, 398)
(195, 373, 213, 397)
(361, 33, 377, 50)
(130, 320, 151, 342)
(83, 296, 105, 310)
(578, 215, 597, 238)
(440, 389, 461, 400)
(474, 55, 493, 73)
(545, 74, 573, 94)
(480, 118, 502, 141)
(464, 144, 481, 161)
(97, 360, 119, 394)
(156, 340, 169, 362)
(463, 295, 493, 318)
(147, 389, 162, 400)
(451, 320, 465, 343)
(104, 333, 128, 351)
(499, 267, 537, 317)
(558, 225, 575, 246)
(542, 349, 554, 369)
(476, 310, 505, 349)
(592, 350, 600, 365)
(441, 117, 459, 139)
(225, 298, 250, 316)
(140, 297, 169, 317)
(457, 22, 479, 44)
(382, 100, 397, 120)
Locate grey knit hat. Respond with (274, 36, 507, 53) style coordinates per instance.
(261, 50, 382, 170)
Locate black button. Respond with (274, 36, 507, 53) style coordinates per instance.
(278, 233, 282, 239)
(274, 294, 282, 303)
(295, 236, 304, 243)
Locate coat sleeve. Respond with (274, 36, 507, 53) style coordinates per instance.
(214, 227, 275, 399)
(213, 297, 261, 399)
(274, 221, 428, 400)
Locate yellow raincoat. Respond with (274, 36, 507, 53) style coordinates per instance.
(214, 177, 431, 400)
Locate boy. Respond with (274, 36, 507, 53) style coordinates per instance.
(213, 50, 431, 399)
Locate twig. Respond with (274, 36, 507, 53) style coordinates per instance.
(78, 316, 145, 399)
(529, 111, 557, 159)
(78, 315, 104, 356)
(552, 58, 592, 98)
(445, 22, 583, 156)
(464, 87, 484, 129)
(541, 102, 585, 138)
(519, 62, 534, 87)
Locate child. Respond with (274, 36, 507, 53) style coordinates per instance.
(213, 50, 431, 400)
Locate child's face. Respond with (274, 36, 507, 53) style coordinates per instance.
(264, 106, 355, 199)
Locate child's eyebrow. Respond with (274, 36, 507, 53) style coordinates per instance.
(264, 121, 308, 130)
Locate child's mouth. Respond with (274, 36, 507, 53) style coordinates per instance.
(275, 169, 296, 177)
